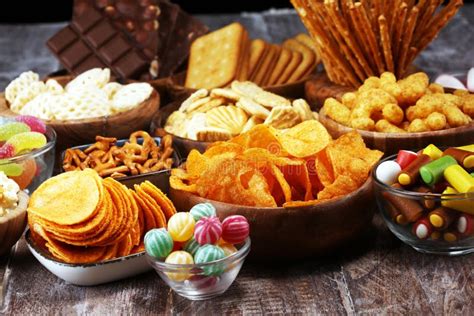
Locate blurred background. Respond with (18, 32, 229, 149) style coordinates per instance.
(0, 0, 293, 22)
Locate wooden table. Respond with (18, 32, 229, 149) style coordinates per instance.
(1, 7, 474, 315)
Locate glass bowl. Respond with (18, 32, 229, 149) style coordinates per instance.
(146, 238, 251, 300)
(0, 120, 56, 193)
(373, 154, 474, 256)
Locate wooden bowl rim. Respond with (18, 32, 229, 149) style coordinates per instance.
(1, 76, 160, 125)
(171, 174, 373, 212)
(0, 191, 29, 224)
(319, 107, 474, 139)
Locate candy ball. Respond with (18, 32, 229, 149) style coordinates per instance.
(183, 238, 200, 256)
(194, 216, 222, 245)
(219, 242, 238, 257)
(144, 228, 173, 259)
(190, 203, 216, 221)
(167, 212, 196, 242)
(221, 215, 249, 244)
(165, 251, 194, 282)
(194, 244, 225, 276)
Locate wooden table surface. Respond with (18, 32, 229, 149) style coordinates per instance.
(1, 7, 474, 315)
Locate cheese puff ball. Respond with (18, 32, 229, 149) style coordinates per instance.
(359, 76, 381, 92)
(351, 117, 375, 131)
(454, 89, 470, 96)
(400, 121, 410, 131)
(379, 72, 402, 100)
(322, 98, 351, 125)
(380, 72, 397, 84)
(461, 94, 474, 118)
(356, 89, 397, 113)
(441, 93, 463, 108)
(375, 119, 406, 133)
(408, 119, 430, 133)
(397, 72, 429, 106)
(382, 103, 404, 125)
(427, 83, 444, 94)
(412, 94, 441, 119)
(442, 105, 471, 127)
(425, 112, 447, 130)
(405, 106, 416, 122)
(341, 92, 357, 109)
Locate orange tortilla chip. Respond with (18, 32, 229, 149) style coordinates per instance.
(317, 175, 360, 200)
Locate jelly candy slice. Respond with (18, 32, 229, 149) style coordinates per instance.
(0, 122, 30, 141)
(15, 115, 47, 134)
(9, 159, 37, 189)
(0, 161, 23, 176)
(0, 144, 14, 158)
(7, 132, 47, 155)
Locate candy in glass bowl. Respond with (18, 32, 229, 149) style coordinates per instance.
(144, 203, 250, 300)
(373, 143, 474, 255)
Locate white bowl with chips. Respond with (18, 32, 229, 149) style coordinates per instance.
(25, 229, 151, 286)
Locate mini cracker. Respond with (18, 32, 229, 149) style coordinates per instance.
(196, 127, 233, 142)
(210, 88, 241, 102)
(282, 39, 316, 82)
(178, 89, 209, 112)
(267, 47, 292, 86)
(276, 50, 303, 85)
(248, 39, 268, 78)
(264, 106, 302, 129)
(236, 97, 270, 120)
(292, 99, 314, 121)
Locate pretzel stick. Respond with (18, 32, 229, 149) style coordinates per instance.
(413, 0, 441, 43)
(99, 166, 129, 177)
(398, 7, 419, 78)
(392, 2, 408, 64)
(404, 46, 419, 72)
(379, 16, 394, 73)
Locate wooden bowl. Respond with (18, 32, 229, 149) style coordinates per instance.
(169, 176, 375, 260)
(0, 75, 160, 151)
(0, 191, 29, 256)
(150, 71, 312, 104)
(151, 100, 211, 157)
(319, 108, 474, 156)
(305, 72, 353, 110)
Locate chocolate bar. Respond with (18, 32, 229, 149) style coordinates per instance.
(47, 8, 149, 79)
(74, 0, 160, 61)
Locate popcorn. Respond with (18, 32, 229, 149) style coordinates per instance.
(0, 171, 20, 217)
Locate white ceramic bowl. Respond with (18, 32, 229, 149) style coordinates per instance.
(25, 230, 152, 286)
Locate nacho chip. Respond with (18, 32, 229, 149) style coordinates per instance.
(317, 175, 360, 200)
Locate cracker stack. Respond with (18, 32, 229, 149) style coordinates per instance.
(185, 23, 320, 90)
(291, 0, 463, 88)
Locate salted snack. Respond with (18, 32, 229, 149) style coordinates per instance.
(5, 68, 154, 120)
(144, 203, 249, 278)
(322, 72, 473, 133)
(170, 121, 383, 207)
(291, 0, 462, 87)
(28, 170, 177, 264)
(185, 22, 319, 89)
(62, 131, 174, 178)
(375, 144, 474, 242)
(0, 172, 20, 217)
(165, 81, 316, 141)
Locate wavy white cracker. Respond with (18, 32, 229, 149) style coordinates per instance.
(112, 83, 153, 112)
(66, 68, 110, 91)
(236, 97, 270, 120)
(179, 89, 209, 112)
(264, 106, 302, 129)
(206, 105, 248, 135)
(5, 71, 40, 104)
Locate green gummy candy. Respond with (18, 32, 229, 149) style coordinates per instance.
(0, 161, 23, 176)
(0, 122, 30, 141)
(7, 132, 47, 155)
(420, 155, 458, 186)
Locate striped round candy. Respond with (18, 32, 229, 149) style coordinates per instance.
(221, 215, 249, 244)
(194, 216, 222, 245)
(183, 238, 200, 256)
(190, 203, 216, 221)
(194, 245, 225, 276)
(165, 251, 194, 282)
(167, 212, 196, 242)
(144, 228, 173, 259)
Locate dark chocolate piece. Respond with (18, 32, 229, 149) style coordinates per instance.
(47, 8, 149, 79)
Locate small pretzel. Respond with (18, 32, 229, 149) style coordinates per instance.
(84, 136, 116, 154)
(99, 165, 129, 177)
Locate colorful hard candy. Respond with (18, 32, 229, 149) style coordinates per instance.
(144, 228, 174, 259)
(194, 216, 222, 245)
(183, 238, 200, 256)
(194, 244, 225, 276)
(190, 203, 216, 221)
(15, 115, 47, 134)
(165, 251, 194, 281)
(221, 215, 249, 244)
(167, 212, 196, 242)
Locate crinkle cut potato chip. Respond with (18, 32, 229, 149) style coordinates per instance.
(27, 169, 177, 264)
(170, 123, 383, 207)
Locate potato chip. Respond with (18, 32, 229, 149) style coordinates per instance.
(186, 150, 209, 179)
(280, 164, 313, 201)
(317, 175, 360, 200)
(231, 125, 286, 156)
(269, 164, 292, 202)
(270, 121, 332, 158)
(134, 184, 166, 227)
(170, 175, 198, 193)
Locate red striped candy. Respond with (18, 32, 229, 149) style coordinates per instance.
(222, 215, 249, 244)
(194, 216, 222, 245)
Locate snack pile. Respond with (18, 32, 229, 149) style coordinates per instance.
(28, 169, 176, 263)
(170, 121, 383, 207)
(145, 203, 249, 279)
(291, 0, 463, 87)
(165, 81, 315, 141)
(376, 144, 474, 241)
(185, 23, 320, 89)
(322, 72, 473, 133)
(6, 68, 154, 120)
(48, 0, 208, 79)
(63, 131, 174, 178)
(0, 172, 20, 217)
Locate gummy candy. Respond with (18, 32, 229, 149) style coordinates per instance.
(0, 122, 30, 141)
(15, 115, 47, 134)
(0, 144, 14, 158)
(6, 132, 47, 155)
(9, 159, 36, 189)
(0, 161, 23, 176)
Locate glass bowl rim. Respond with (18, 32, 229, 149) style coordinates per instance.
(146, 237, 251, 270)
(372, 153, 474, 200)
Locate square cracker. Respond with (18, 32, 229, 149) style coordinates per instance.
(261, 45, 283, 86)
(282, 39, 316, 82)
(266, 47, 292, 86)
(248, 39, 267, 79)
(237, 31, 250, 81)
(276, 50, 302, 85)
(252, 44, 280, 86)
(185, 22, 245, 89)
